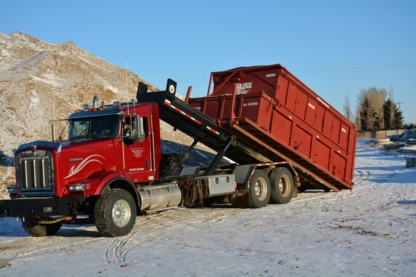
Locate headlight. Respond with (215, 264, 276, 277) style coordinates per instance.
(68, 183, 85, 192)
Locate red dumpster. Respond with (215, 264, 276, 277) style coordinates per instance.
(189, 64, 356, 191)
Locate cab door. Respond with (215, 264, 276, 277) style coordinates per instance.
(122, 116, 154, 183)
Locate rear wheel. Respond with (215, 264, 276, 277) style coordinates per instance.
(248, 170, 271, 208)
(94, 188, 136, 237)
(269, 167, 294, 204)
(22, 219, 62, 237)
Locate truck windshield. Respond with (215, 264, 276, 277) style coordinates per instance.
(68, 115, 120, 140)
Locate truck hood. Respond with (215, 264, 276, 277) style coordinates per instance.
(18, 140, 62, 155)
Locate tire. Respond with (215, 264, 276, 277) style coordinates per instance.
(94, 188, 136, 237)
(22, 219, 62, 237)
(269, 167, 294, 204)
(248, 170, 271, 208)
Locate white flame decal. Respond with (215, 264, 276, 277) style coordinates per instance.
(64, 154, 105, 179)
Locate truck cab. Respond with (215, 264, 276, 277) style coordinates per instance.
(2, 85, 182, 237)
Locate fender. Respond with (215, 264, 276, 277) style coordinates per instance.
(93, 171, 136, 195)
(92, 172, 141, 207)
(64, 170, 127, 197)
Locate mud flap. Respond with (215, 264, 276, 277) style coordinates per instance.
(231, 190, 249, 207)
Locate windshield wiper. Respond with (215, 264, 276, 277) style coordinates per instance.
(75, 129, 87, 140)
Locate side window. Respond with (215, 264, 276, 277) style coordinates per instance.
(123, 116, 148, 142)
(123, 117, 135, 138)
(140, 117, 148, 138)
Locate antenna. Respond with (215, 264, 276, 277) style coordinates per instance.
(125, 58, 128, 95)
(53, 90, 56, 120)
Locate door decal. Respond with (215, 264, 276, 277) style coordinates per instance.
(130, 148, 144, 158)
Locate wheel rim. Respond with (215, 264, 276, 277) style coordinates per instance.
(254, 178, 268, 200)
(279, 175, 290, 196)
(112, 199, 131, 227)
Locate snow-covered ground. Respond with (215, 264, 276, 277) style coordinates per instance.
(0, 139, 415, 277)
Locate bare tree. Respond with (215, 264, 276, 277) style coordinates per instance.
(373, 88, 387, 130)
(357, 87, 387, 131)
(357, 92, 374, 130)
(343, 93, 352, 121)
(355, 105, 362, 131)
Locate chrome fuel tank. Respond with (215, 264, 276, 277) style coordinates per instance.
(139, 183, 181, 212)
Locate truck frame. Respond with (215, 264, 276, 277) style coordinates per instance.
(0, 64, 356, 237)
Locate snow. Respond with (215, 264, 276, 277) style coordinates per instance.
(13, 51, 48, 70)
(104, 84, 121, 94)
(0, 140, 415, 276)
(31, 74, 64, 87)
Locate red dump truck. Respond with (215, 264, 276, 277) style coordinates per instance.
(0, 64, 356, 237)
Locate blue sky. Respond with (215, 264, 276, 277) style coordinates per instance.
(2, 0, 416, 124)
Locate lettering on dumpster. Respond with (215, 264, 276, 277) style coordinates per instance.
(236, 82, 252, 94)
(243, 102, 259, 107)
(308, 103, 316, 109)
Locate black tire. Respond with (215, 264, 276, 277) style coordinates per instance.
(22, 219, 62, 237)
(269, 167, 294, 204)
(94, 188, 136, 237)
(248, 170, 271, 208)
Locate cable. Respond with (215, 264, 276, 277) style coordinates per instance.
(295, 62, 416, 74)
(307, 73, 416, 85)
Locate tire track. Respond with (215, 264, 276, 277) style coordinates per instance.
(0, 169, 377, 268)
(110, 172, 374, 258)
(0, 236, 66, 268)
(0, 223, 104, 268)
(0, 169, 376, 267)
(353, 169, 371, 185)
(0, 209, 244, 267)
(105, 208, 244, 263)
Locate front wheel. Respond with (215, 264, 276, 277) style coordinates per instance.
(94, 188, 136, 237)
(269, 167, 294, 204)
(248, 170, 271, 208)
(22, 219, 62, 237)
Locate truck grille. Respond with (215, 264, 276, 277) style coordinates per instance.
(19, 156, 53, 192)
